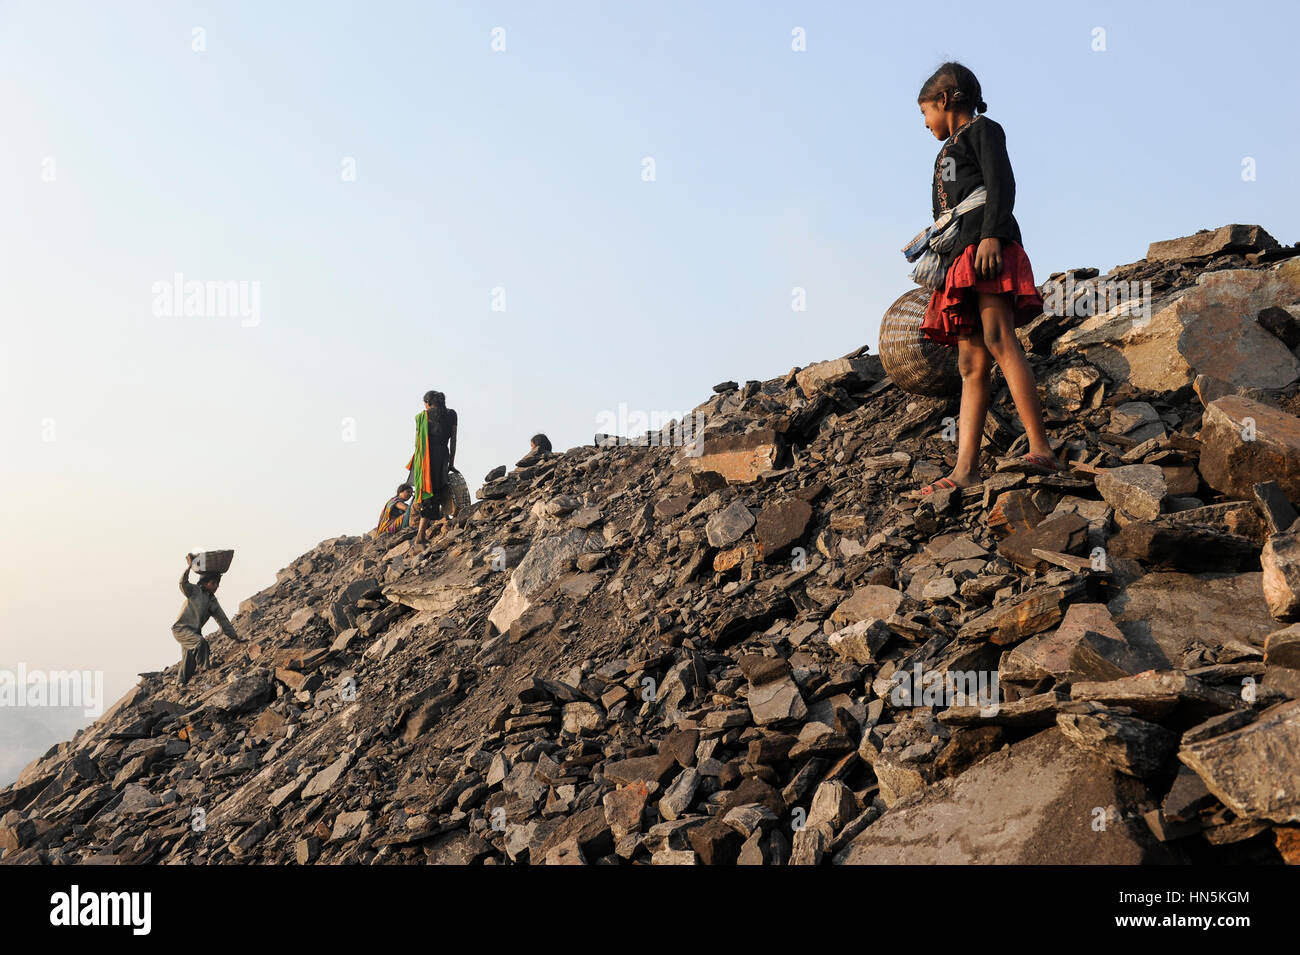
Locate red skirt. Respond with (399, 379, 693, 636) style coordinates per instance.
(919, 240, 1044, 347)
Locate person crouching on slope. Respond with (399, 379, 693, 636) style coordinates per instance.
(173, 554, 243, 686)
(911, 61, 1063, 498)
(377, 483, 414, 535)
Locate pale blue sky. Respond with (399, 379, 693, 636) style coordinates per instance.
(1, 0, 1296, 777)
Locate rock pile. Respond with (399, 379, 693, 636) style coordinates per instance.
(4, 224, 1300, 865)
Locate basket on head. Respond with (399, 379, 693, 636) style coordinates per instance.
(878, 288, 961, 398)
(193, 550, 234, 574)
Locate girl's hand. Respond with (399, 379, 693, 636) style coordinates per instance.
(975, 237, 1002, 280)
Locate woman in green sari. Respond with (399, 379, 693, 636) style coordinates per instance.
(406, 390, 458, 547)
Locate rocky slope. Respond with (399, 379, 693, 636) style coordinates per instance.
(5, 223, 1300, 865)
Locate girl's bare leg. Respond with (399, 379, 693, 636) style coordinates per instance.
(950, 331, 993, 485)
(977, 292, 1055, 460)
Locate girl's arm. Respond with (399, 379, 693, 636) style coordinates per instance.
(971, 120, 1017, 242)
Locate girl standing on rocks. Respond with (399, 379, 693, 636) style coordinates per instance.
(910, 62, 1062, 497)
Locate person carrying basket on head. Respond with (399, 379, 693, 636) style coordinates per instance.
(173, 553, 243, 687)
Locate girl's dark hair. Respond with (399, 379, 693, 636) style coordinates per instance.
(530, 433, 552, 453)
(397, 483, 414, 494)
(199, 573, 221, 585)
(423, 390, 451, 433)
(918, 61, 987, 114)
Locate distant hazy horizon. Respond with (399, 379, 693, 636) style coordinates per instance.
(3, 0, 1298, 787)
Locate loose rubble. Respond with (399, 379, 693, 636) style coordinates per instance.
(4, 224, 1300, 865)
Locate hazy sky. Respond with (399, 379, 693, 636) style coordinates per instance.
(2, 0, 1297, 780)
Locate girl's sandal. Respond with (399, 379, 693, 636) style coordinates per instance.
(1024, 452, 1065, 475)
(908, 477, 959, 500)
(997, 452, 1064, 476)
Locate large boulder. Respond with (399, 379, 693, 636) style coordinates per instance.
(198, 669, 274, 714)
(794, 357, 881, 399)
(835, 728, 1177, 864)
(1179, 701, 1300, 824)
(1001, 603, 1166, 688)
(1198, 394, 1300, 502)
(384, 567, 482, 614)
(488, 529, 604, 633)
(1055, 708, 1179, 777)
(1145, 224, 1279, 262)
(1069, 672, 1244, 725)
(687, 429, 783, 484)
(1106, 571, 1275, 665)
(1053, 257, 1300, 393)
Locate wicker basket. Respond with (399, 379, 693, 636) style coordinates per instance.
(442, 469, 472, 517)
(192, 550, 234, 574)
(878, 288, 961, 397)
